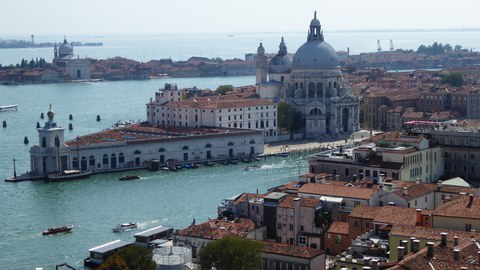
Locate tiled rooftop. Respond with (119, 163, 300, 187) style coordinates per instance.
(327, 221, 349, 235)
(262, 241, 324, 259)
(433, 194, 480, 219)
(298, 183, 377, 200)
(176, 218, 255, 240)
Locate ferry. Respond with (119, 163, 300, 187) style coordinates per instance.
(45, 169, 92, 182)
(0, 104, 18, 112)
(118, 175, 140, 181)
(42, 224, 74, 235)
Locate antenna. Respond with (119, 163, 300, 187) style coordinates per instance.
(390, 39, 394, 51)
(377, 40, 382, 52)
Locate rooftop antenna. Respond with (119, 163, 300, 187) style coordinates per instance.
(390, 39, 394, 51)
(377, 40, 382, 52)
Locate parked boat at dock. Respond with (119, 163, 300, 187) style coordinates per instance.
(42, 224, 73, 235)
(45, 169, 92, 182)
(244, 165, 261, 171)
(112, 222, 137, 232)
(118, 175, 140, 181)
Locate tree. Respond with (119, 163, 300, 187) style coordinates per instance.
(277, 102, 294, 133)
(199, 235, 264, 270)
(441, 72, 464, 87)
(216, 84, 233, 95)
(116, 245, 156, 270)
(97, 254, 129, 270)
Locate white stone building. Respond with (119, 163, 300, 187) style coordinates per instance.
(255, 12, 360, 138)
(30, 108, 264, 176)
(146, 83, 280, 142)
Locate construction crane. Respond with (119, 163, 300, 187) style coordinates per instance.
(390, 39, 394, 51)
(377, 40, 382, 52)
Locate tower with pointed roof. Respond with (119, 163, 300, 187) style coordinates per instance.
(255, 43, 268, 85)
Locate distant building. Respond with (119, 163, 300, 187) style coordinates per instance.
(53, 36, 91, 80)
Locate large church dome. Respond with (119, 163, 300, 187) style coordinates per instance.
(269, 37, 293, 74)
(59, 37, 74, 57)
(292, 12, 339, 70)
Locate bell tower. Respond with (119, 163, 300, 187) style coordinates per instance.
(255, 42, 268, 84)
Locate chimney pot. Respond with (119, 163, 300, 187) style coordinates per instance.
(370, 259, 379, 270)
(388, 202, 396, 206)
(403, 187, 408, 196)
(416, 178, 420, 184)
(440, 232, 447, 247)
(398, 246, 405, 261)
(437, 180, 442, 188)
(469, 194, 474, 204)
(454, 236, 459, 246)
(454, 248, 460, 261)
(427, 242, 435, 258)
(412, 239, 420, 253)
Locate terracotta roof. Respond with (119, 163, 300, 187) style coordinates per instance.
(433, 194, 480, 219)
(176, 218, 255, 240)
(391, 183, 437, 201)
(64, 123, 258, 147)
(262, 241, 324, 259)
(327, 222, 349, 235)
(373, 206, 419, 226)
(278, 196, 321, 209)
(437, 185, 478, 195)
(390, 225, 480, 244)
(348, 205, 382, 220)
(162, 97, 274, 109)
(298, 183, 376, 200)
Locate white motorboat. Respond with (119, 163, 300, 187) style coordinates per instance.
(112, 222, 137, 232)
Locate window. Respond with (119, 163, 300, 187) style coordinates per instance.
(466, 223, 472, 232)
(89, 156, 95, 166)
(326, 233, 331, 240)
(289, 224, 294, 231)
(102, 154, 108, 165)
(300, 225, 304, 231)
(425, 196, 428, 202)
(336, 235, 342, 244)
(298, 236, 307, 245)
(191, 246, 197, 258)
(366, 222, 370, 229)
(345, 168, 349, 176)
(119, 153, 124, 163)
(354, 220, 359, 228)
(277, 223, 282, 229)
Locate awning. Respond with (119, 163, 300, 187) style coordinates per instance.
(319, 196, 344, 203)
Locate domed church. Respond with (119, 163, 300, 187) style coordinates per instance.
(256, 12, 360, 138)
(53, 36, 91, 80)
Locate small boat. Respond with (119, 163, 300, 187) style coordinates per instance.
(118, 175, 139, 181)
(192, 163, 200, 169)
(45, 169, 92, 182)
(112, 222, 137, 232)
(204, 161, 214, 167)
(253, 157, 261, 161)
(182, 163, 192, 169)
(276, 152, 289, 157)
(42, 224, 74, 235)
(219, 160, 229, 165)
(241, 157, 252, 163)
(0, 104, 18, 112)
(244, 165, 261, 171)
(229, 159, 239, 164)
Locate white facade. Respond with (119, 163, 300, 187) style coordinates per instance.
(147, 83, 280, 142)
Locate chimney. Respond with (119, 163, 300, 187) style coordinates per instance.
(416, 209, 422, 225)
(398, 246, 405, 261)
(412, 240, 420, 253)
(440, 232, 447, 247)
(477, 251, 480, 263)
(454, 236, 459, 246)
(403, 187, 408, 196)
(362, 267, 372, 270)
(321, 178, 326, 184)
(454, 248, 460, 261)
(427, 242, 434, 258)
(293, 197, 301, 209)
(388, 202, 396, 206)
(336, 174, 340, 181)
(469, 194, 474, 205)
(437, 180, 442, 188)
(379, 173, 385, 184)
(415, 178, 421, 184)
(370, 259, 379, 270)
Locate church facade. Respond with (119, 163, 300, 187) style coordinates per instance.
(256, 12, 360, 138)
(53, 37, 91, 80)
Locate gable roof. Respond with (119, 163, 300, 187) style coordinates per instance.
(176, 218, 255, 240)
(327, 222, 349, 235)
(262, 241, 324, 259)
(348, 205, 382, 220)
(298, 183, 377, 200)
(433, 194, 480, 219)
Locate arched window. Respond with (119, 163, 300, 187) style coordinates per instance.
(234, 123, 237, 128)
(182, 146, 189, 150)
(316, 82, 323, 97)
(205, 143, 212, 148)
(249, 140, 255, 144)
(227, 142, 234, 146)
(102, 154, 108, 165)
(309, 108, 322, 116)
(308, 82, 315, 98)
(72, 157, 78, 169)
(134, 150, 141, 155)
(334, 81, 337, 88)
(89, 155, 95, 166)
(159, 148, 165, 152)
(119, 153, 125, 163)
(260, 120, 265, 128)
(81, 156, 87, 170)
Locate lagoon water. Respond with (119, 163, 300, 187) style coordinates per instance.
(1, 30, 479, 269)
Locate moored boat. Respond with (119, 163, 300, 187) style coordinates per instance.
(118, 175, 140, 181)
(244, 165, 261, 171)
(45, 169, 92, 182)
(112, 222, 137, 232)
(42, 224, 74, 235)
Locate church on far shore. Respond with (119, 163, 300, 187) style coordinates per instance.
(53, 36, 91, 80)
(255, 12, 360, 138)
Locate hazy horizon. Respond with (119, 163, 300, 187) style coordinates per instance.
(2, 0, 480, 36)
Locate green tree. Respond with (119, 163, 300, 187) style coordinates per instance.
(216, 84, 233, 95)
(199, 235, 264, 270)
(97, 254, 129, 270)
(28, 59, 35, 69)
(441, 72, 464, 87)
(277, 102, 294, 133)
(116, 245, 156, 270)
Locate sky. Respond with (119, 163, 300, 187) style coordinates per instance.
(2, 0, 480, 35)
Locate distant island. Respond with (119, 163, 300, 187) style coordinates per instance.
(0, 39, 102, 49)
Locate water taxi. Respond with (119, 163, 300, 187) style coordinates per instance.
(42, 224, 74, 235)
(0, 104, 18, 112)
(112, 222, 137, 232)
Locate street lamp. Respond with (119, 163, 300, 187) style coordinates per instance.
(13, 158, 17, 179)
